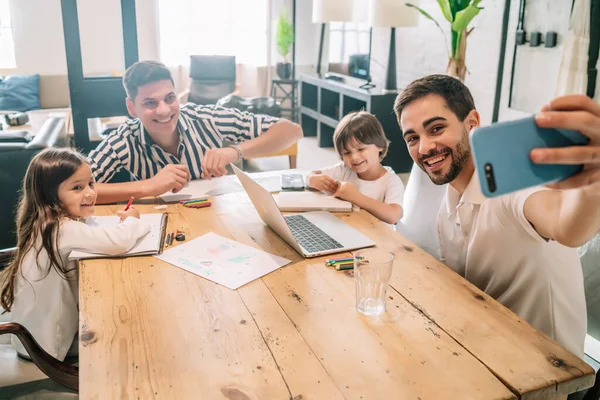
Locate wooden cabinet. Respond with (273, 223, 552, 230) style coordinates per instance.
(299, 74, 413, 173)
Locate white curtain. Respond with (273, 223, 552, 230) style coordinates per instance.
(554, 0, 590, 96)
(158, 0, 269, 67)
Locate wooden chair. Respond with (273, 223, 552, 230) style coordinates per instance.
(0, 322, 78, 391)
(0, 248, 78, 392)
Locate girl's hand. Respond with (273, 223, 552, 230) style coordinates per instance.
(117, 207, 141, 221)
(308, 174, 340, 193)
(333, 182, 359, 201)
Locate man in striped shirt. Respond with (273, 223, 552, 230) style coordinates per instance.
(88, 60, 303, 203)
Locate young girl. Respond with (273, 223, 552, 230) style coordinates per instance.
(306, 111, 404, 225)
(0, 148, 151, 361)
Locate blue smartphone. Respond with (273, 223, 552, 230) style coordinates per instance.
(470, 116, 589, 197)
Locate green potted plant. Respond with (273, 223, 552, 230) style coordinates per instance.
(406, 0, 483, 81)
(275, 9, 294, 80)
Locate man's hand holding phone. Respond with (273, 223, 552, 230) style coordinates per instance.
(531, 95, 600, 190)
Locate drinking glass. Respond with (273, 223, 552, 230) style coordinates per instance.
(354, 248, 394, 316)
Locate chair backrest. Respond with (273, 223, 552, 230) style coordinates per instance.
(188, 55, 236, 105)
(395, 163, 446, 259)
(0, 117, 66, 249)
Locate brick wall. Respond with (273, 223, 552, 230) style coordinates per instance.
(295, 0, 572, 124)
(368, 0, 571, 124)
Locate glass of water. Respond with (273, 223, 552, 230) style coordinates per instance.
(354, 248, 395, 316)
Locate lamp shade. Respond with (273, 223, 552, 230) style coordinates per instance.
(312, 0, 355, 23)
(368, 0, 419, 27)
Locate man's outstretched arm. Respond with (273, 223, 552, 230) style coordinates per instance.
(201, 119, 303, 179)
(95, 164, 190, 204)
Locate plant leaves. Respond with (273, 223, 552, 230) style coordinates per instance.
(405, 3, 443, 29)
(275, 10, 294, 58)
(405, 3, 450, 58)
(436, 0, 454, 22)
(449, 0, 472, 13)
(451, 1, 482, 33)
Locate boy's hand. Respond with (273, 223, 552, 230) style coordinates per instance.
(117, 207, 141, 221)
(333, 181, 359, 201)
(309, 174, 340, 193)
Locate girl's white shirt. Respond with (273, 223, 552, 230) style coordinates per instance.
(10, 216, 150, 360)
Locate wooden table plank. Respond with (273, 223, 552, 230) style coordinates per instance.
(337, 210, 596, 399)
(218, 206, 517, 400)
(79, 205, 291, 399)
(78, 190, 595, 399)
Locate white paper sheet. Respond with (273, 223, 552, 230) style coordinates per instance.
(158, 170, 300, 202)
(154, 232, 291, 289)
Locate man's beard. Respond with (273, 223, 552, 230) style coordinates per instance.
(418, 128, 471, 186)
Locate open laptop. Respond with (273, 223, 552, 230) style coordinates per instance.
(232, 164, 375, 258)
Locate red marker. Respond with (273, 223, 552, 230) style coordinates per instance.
(123, 197, 134, 211)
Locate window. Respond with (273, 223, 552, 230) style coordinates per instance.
(158, 0, 269, 66)
(328, 22, 370, 64)
(0, 0, 16, 69)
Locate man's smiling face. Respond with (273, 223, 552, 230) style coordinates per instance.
(126, 79, 180, 140)
(400, 94, 474, 185)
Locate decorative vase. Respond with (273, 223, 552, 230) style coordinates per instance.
(446, 30, 468, 81)
(276, 62, 291, 80)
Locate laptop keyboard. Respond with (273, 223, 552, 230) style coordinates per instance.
(284, 214, 343, 253)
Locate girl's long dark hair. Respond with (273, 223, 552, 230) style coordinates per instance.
(0, 148, 88, 312)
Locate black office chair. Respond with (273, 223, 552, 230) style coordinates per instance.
(187, 55, 239, 105)
(180, 55, 282, 117)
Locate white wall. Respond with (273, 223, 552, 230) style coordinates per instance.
(293, 0, 571, 124)
(7, 0, 159, 76)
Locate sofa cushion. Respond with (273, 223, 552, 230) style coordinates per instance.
(0, 75, 41, 112)
(39, 75, 70, 109)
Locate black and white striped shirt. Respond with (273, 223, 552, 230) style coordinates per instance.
(88, 103, 279, 183)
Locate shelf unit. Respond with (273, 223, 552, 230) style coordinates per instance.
(299, 74, 413, 173)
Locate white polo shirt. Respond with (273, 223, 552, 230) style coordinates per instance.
(437, 173, 586, 357)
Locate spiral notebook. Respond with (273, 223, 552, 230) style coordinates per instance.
(68, 213, 169, 260)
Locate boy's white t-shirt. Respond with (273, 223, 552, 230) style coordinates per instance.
(10, 216, 150, 361)
(316, 162, 405, 206)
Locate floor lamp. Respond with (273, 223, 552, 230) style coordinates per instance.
(368, 0, 419, 92)
(312, 0, 354, 77)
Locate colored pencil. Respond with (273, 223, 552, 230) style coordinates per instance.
(123, 196, 134, 211)
(325, 259, 354, 265)
(335, 264, 354, 271)
(185, 202, 212, 208)
(326, 261, 354, 267)
(180, 197, 209, 204)
(182, 199, 209, 205)
(327, 257, 354, 261)
(165, 233, 171, 247)
(169, 232, 175, 246)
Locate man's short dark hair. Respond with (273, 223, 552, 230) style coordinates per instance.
(123, 60, 174, 100)
(394, 74, 476, 123)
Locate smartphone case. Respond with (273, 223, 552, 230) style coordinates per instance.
(470, 116, 588, 197)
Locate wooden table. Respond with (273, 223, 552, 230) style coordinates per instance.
(79, 190, 595, 399)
